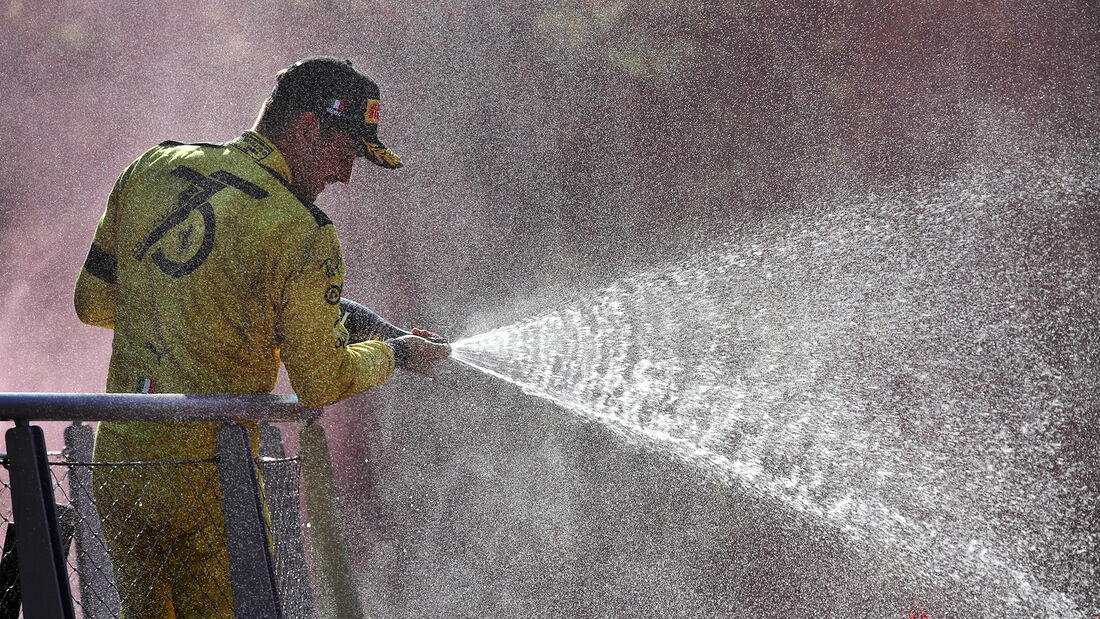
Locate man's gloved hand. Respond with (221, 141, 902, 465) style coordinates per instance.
(388, 334, 451, 378)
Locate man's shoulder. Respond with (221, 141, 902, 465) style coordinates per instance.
(141, 140, 226, 163)
(136, 140, 271, 195)
(127, 139, 227, 174)
(131, 138, 334, 230)
(157, 139, 225, 149)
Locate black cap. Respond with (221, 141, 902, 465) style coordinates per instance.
(271, 56, 403, 169)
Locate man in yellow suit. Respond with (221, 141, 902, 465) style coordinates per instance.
(74, 56, 450, 617)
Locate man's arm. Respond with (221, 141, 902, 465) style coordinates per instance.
(339, 298, 409, 342)
(277, 235, 394, 407)
(339, 298, 450, 345)
(74, 170, 128, 329)
(75, 244, 119, 328)
(276, 228, 449, 407)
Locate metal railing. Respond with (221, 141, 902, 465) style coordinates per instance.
(0, 393, 364, 619)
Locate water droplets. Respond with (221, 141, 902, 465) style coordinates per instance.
(451, 156, 1098, 615)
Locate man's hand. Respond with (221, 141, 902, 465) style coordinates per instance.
(410, 328, 448, 344)
(390, 334, 451, 378)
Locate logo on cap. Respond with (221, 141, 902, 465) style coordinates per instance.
(365, 99, 380, 125)
(327, 99, 347, 116)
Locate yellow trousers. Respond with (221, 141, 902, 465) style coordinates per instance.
(92, 421, 242, 618)
(92, 459, 235, 618)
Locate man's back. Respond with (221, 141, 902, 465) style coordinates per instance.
(76, 131, 394, 460)
(102, 138, 321, 393)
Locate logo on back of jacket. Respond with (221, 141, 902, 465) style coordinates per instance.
(132, 165, 269, 277)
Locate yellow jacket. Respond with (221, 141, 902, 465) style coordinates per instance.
(75, 131, 394, 459)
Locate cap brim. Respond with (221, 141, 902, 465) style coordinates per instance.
(360, 137, 403, 169)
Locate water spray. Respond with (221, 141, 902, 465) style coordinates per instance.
(443, 159, 1099, 617)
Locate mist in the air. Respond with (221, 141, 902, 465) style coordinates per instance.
(1, 1, 1097, 616)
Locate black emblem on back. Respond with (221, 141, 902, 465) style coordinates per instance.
(134, 166, 269, 278)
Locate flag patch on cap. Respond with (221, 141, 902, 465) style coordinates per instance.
(327, 99, 346, 116)
(365, 99, 380, 124)
(137, 378, 156, 393)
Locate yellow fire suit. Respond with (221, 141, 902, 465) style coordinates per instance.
(74, 130, 396, 616)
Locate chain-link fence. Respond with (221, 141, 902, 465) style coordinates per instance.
(0, 466, 17, 616)
(0, 424, 311, 618)
(257, 454, 313, 619)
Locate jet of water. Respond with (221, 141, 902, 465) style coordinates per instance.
(450, 157, 1099, 617)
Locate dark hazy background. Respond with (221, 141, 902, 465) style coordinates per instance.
(1, 1, 1097, 616)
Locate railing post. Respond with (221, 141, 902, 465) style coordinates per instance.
(64, 421, 119, 619)
(216, 422, 282, 619)
(5, 421, 75, 619)
(299, 421, 364, 619)
(259, 422, 316, 618)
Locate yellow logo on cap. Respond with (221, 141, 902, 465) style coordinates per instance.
(365, 99, 380, 124)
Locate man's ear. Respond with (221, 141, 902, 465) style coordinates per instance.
(289, 111, 322, 144)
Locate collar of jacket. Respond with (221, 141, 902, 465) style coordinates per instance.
(227, 130, 293, 185)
